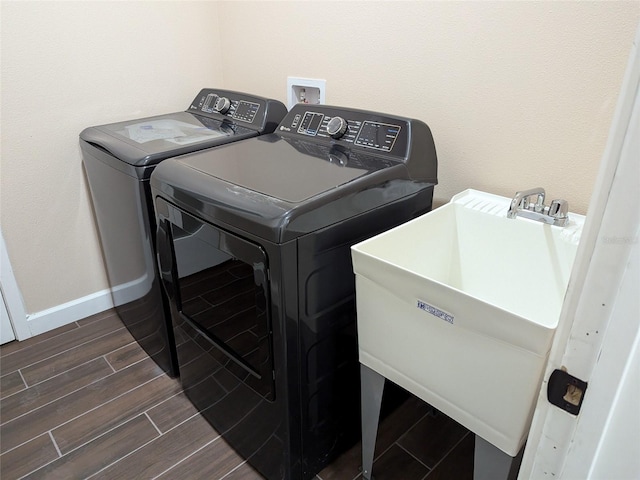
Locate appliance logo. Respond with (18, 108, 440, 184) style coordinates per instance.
(280, 126, 291, 132)
(416, 299, 454, 325)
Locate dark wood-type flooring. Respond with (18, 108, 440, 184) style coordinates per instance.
(0, 309, 473, 479)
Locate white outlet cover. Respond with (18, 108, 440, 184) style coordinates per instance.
(287, 77, 326, 109)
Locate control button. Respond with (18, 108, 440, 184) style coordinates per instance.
(214, 96, 231, 114)
(326, 116, 348, 139)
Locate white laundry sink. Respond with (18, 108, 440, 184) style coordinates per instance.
(351, 189, 584, 456)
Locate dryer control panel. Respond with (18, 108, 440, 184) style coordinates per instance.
(276, 104, 413, 157)
(275, 103, 437, 183)
(188, 89, 287, 134)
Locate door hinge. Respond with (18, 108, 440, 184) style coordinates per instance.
(547, 369, 588, 415)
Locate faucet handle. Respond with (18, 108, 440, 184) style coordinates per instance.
(548, 199, 568, 219)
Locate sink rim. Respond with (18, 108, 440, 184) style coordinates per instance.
(352, 189, 584, 329)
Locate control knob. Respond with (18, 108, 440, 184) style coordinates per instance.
(326, 116, 348, 139)
(214, 96, 231, 114)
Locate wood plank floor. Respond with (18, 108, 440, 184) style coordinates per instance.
(0, 309, 473, 479)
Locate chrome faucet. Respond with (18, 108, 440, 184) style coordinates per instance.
(507, 187, 569, 226)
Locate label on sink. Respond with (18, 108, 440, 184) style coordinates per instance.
(416, 299, 454, 325)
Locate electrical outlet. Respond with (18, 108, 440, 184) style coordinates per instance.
(287, 77, 326, 109)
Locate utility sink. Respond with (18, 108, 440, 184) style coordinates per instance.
(352, 189, 585, 456)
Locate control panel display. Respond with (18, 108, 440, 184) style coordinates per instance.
(297, 112, 325, 136)
(201, 93, 218, 113)
(232, 101, 260, 123)
(354, 121, 402, 152)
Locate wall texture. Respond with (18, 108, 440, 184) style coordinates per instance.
(0, 1, 638, 327)
(218, 1, 638, 211)
(1, 1, 224, 314)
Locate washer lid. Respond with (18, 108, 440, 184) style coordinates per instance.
(178, 134, 398, 203)
(80, 112, 255, 167)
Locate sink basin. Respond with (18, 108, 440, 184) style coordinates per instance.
(351, 189, 584, 456)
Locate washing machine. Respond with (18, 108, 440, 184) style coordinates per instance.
(151, 103, 438, 478)
(81, 89, 287, 376)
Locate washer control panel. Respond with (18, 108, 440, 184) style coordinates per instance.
(278, 104, 410, 158)
(192, 91, 260, 123)
(187, 88, 287, 134)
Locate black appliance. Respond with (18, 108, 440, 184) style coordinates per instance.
(151, 103, 438, 478)
(81, 89, 287, 376)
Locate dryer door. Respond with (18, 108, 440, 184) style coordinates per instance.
(158, 200, 274, 401)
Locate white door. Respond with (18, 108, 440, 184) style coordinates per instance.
(0, 231, 29, 342)
(1, 286, 16, 344)
(519, 23, 640, 480)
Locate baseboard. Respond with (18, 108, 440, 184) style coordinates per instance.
(26, 288, 115, 337)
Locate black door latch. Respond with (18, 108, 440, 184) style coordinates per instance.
(547, 369, 588, 415)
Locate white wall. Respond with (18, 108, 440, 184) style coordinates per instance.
(0, 1, 638, 333)
(1, 1, 224, 315)
(218, 1, 638, 211)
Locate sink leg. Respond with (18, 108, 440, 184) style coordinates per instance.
(360, 364, 385, 480)
(473, 435, 524, 480)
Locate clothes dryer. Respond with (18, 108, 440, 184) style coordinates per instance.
(152, 103, 437, 478)
(81, 89, 286, 376)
